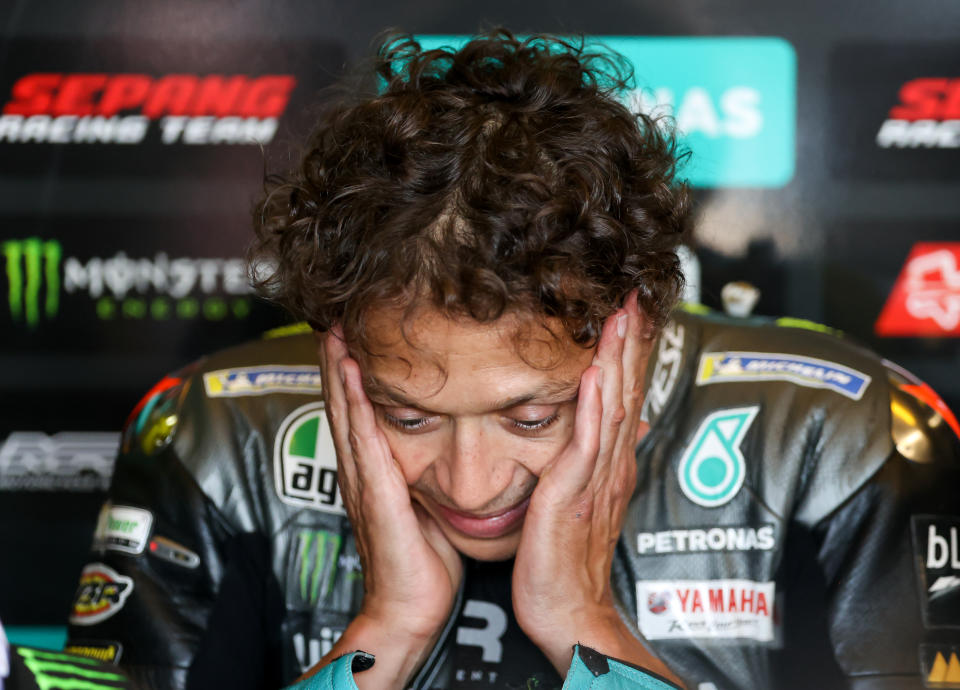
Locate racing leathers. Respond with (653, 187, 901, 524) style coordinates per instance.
(65, 308, 960, 689)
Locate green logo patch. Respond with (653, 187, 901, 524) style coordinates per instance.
(678, 407, 758, 507)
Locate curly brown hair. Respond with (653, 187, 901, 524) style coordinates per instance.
(251, 29, 691, 351)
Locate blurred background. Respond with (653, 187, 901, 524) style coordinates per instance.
(1, 0, 958, 651)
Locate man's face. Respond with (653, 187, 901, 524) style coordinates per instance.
(352, 306, 596, 561)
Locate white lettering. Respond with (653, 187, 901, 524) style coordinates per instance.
(456, 600, 507, 663)
(656, 531, 673, 553)
(928, 525, 950, 569)
(757, 525, 775, 550)
(638, 533, 656, 554)
(160, 116, 188, 144)
(876, 119, 960, 149)
(677, 87, 720, 137)
(0, 114, 23, 141)
(721, 86, 763, 138)
(636, 525, 776, 555)
(183, 116, 214, 144)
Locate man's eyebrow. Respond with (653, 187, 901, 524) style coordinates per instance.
(361, 375, 581, 412)
(361, 376, 425, 409)
(491, 379, 582, 409)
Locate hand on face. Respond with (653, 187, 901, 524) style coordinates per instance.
(510, 290, 676, 680)
(317, 328, 463, 680)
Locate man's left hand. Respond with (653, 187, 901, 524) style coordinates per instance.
(511, 291, 681, 685)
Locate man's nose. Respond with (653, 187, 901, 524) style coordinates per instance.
(439, 420, 510, 512)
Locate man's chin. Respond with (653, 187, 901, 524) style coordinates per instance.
(446, 528, 522, 562)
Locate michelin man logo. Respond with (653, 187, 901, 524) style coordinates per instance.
(678, 407, 759, 508)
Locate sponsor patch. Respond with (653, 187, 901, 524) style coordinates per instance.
(921, 644, 960, 687)
(638, 579, 775, 642)
(876, 243, 960, 338)
(829, 43, 960, 179)
(287, 528, 345, 610)
(912, 516, 960, 629)
(64, 641, 122, 665)
(641, 320, 685, 422)
(148, 536, 200, 569)
(274, 403, 344, 514)
(696, 351, 871, 400)
(15, 648, 128, 689)
(293, 628, 345, 674)
(69, 563, 134, 626)
(93, 504, 153, 555)
(678, 407, 758, 508)
(0, 431, 119, 491)
(203, 366, 323, 398)
(637, 524, 775, 555)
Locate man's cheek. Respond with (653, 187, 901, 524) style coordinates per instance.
(382, 434, 435, 485)
(513, 439, 567, 477)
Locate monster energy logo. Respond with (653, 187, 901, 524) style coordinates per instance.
(16, 647, 128, 690)
(297, 529, 343, 607)
(3, 237, 61, 327)
(3, 237, 253, 326)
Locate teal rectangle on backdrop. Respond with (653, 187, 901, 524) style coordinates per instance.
(415, 35, 796, 188)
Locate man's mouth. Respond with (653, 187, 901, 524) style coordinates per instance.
(434, 497, 531, 539)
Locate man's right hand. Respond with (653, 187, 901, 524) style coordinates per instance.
(304, 328, 463, 689)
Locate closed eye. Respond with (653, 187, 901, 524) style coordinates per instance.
(507, 413, 559, 432)
(381, 411, 436, 432)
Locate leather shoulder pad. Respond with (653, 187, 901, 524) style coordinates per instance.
(885, 361, 960, 465)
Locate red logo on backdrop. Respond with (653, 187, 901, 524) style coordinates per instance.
(876, 243, 960, 337)
(0, 73, 296, 144)
(876, 78, 960, 149)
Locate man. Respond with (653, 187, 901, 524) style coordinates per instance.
(65, 31, 960, 689)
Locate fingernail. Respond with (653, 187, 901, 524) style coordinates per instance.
(596, 367, 604, 389)
(617, 313, 627, 338)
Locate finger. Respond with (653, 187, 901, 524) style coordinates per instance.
(339, 357, 405, 496)
(539, 364, 603, 500)
(413, 502, 463, 586)
(592, 307, 627, 477)
(613, 289, 646, 461)
(319, 329, 358, 488)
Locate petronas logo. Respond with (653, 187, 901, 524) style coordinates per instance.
(678, 407, 758, 508)
(3, 238, 62, 328)
(274, 402, 345, 514)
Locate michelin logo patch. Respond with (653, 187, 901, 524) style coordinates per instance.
(203, 366, 323, 397)
(697, 351, 871, 400)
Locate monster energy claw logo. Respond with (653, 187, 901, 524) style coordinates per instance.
(3, 237, 61, 327)
(678, 407, 759, 508)
(16, 647, 128, 690)
(297, 529, 343, 606)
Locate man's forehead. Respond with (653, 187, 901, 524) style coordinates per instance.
(357, 304, 588, 362)
(361, 370, 583, 409)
